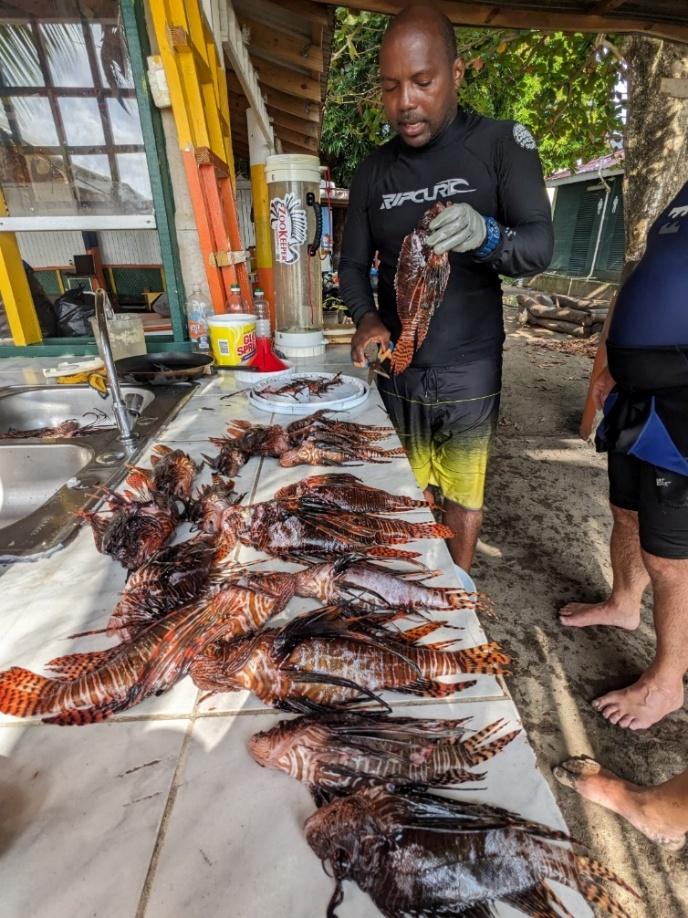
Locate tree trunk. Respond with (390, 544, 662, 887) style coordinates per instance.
(624, 36, 688, 267)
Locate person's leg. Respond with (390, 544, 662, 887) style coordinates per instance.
(559, 505, 649, 628)
(560, 451, 649, 627)
(593, 462, 688, 729)
(592, 551, 687, 729)
(444, 502, 482, 571)
(554, 757, 688, 850)
(377, 370, 432, 498)
(432, 359, 500, 574)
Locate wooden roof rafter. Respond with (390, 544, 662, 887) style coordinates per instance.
(224, 0, 334, 160)
(309, 1, 688, 44)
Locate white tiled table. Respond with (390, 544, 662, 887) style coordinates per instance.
(0, 363, 591, 917)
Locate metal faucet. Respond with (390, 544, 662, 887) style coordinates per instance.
(94, 288, 138, 454)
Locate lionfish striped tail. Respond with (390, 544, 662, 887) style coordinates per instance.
(0, 666, 55, 718)
(406, 522, 454, 540)
(465, 725, 522, 764)
(394, 622, 446, 644)
(366, 547, 422, 562)
(404, 677, 477, 698)
(576, 854, 641, 900)
(43, 697, 126, 726)
(456, 641, 511, 673)
(44, 647, 121, 681)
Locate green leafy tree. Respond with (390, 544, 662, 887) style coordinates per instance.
(321, 8, 625, 185)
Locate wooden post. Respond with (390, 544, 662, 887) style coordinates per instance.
(0, 190, 42, 345)
(247, 107, 275, 326)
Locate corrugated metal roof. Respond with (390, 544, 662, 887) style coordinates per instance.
(547, 149, 625, 185)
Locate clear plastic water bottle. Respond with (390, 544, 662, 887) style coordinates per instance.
(226, 283, 249, 314)
(186, 285, 212, 352)
(253, 287, 271, 339)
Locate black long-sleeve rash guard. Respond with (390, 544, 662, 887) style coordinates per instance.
(340, 109, 554, 365)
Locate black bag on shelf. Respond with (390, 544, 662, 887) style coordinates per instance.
(52, 286, 95, 337)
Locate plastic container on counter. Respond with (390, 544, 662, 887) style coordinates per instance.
(208, 314, 257, 366)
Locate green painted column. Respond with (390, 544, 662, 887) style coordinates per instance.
(121, 0, 188, 347)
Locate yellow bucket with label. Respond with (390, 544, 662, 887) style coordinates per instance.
(208, 314, 257, 366)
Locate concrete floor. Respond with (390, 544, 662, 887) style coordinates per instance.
(475, 310, 688, 917)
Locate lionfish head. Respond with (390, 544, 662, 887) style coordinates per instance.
(304, 794, 374, 873)
(417, 201, 446, 236)
(247, 720, 299, 768)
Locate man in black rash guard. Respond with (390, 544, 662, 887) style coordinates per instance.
(340, 4, 553, 573)
(560, 178, 688, 731)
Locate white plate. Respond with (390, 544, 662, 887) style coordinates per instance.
(248, 372, 369, 415)
(233, 362, 293, 384)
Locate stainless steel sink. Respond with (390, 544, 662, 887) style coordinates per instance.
(0, 385, 154, 435)
(0, 383, 197, 562)
(0, 442, 93, 529)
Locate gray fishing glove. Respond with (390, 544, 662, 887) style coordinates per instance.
(426, 202, 487, 255)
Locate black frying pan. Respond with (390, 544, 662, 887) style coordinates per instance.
(115, 351, 214, 384)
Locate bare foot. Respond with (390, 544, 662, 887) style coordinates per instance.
(592, 672, 684, 730)
(559, 599, 640, 630)
(554, 756, 686, 851)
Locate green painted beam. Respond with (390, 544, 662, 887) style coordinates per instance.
(0, 337, 193, 358)
(121, 0, 187, 345)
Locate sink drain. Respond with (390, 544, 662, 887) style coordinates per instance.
(96, 448, 127, 464)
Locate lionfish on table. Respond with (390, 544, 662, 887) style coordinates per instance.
(0, 582, 291, 725)
(78, 446, 200, 570)
(275, 473, 427, 514)
(128, 444, 200, 503)
(260, 373, 344, 400)
(2, 409, 113, 440)
(78, 485, 178, 572)
(201, 414, 404, 472)
(391, 201, 451, 374)
(242, 556, 475, 613)
(249, 711, 520, 803)
(305, 785, 638, 918)
(188, 473, 243, 535)
(190, 607, 510, 712)
(104, 529, 238, 641)
(236, 499, 453, 564)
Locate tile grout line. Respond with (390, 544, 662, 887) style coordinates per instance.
(135, 411, 266, 917)
(134, 689, 201, 918)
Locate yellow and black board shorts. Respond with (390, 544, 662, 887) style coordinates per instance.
(377, 357, 501, 511)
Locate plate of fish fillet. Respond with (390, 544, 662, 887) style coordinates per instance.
(248, 371, 369, 414)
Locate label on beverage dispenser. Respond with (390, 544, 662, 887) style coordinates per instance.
(270, 192, 307, 264)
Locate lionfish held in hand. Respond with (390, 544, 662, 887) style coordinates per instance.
(0, 583, 291, 725)
(190, 607, 509, 712)
(305, 786, 637, 918)
(249, 712, 520, 803)
(391, 202, 451, 374)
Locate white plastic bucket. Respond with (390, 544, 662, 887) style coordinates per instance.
(265, 154, 321, 185)
(208, 314, 256, 366)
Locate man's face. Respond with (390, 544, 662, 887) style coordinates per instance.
(379, 27, 464, 148)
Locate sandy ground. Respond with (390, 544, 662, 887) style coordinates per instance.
(475, 310, 688, 917)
